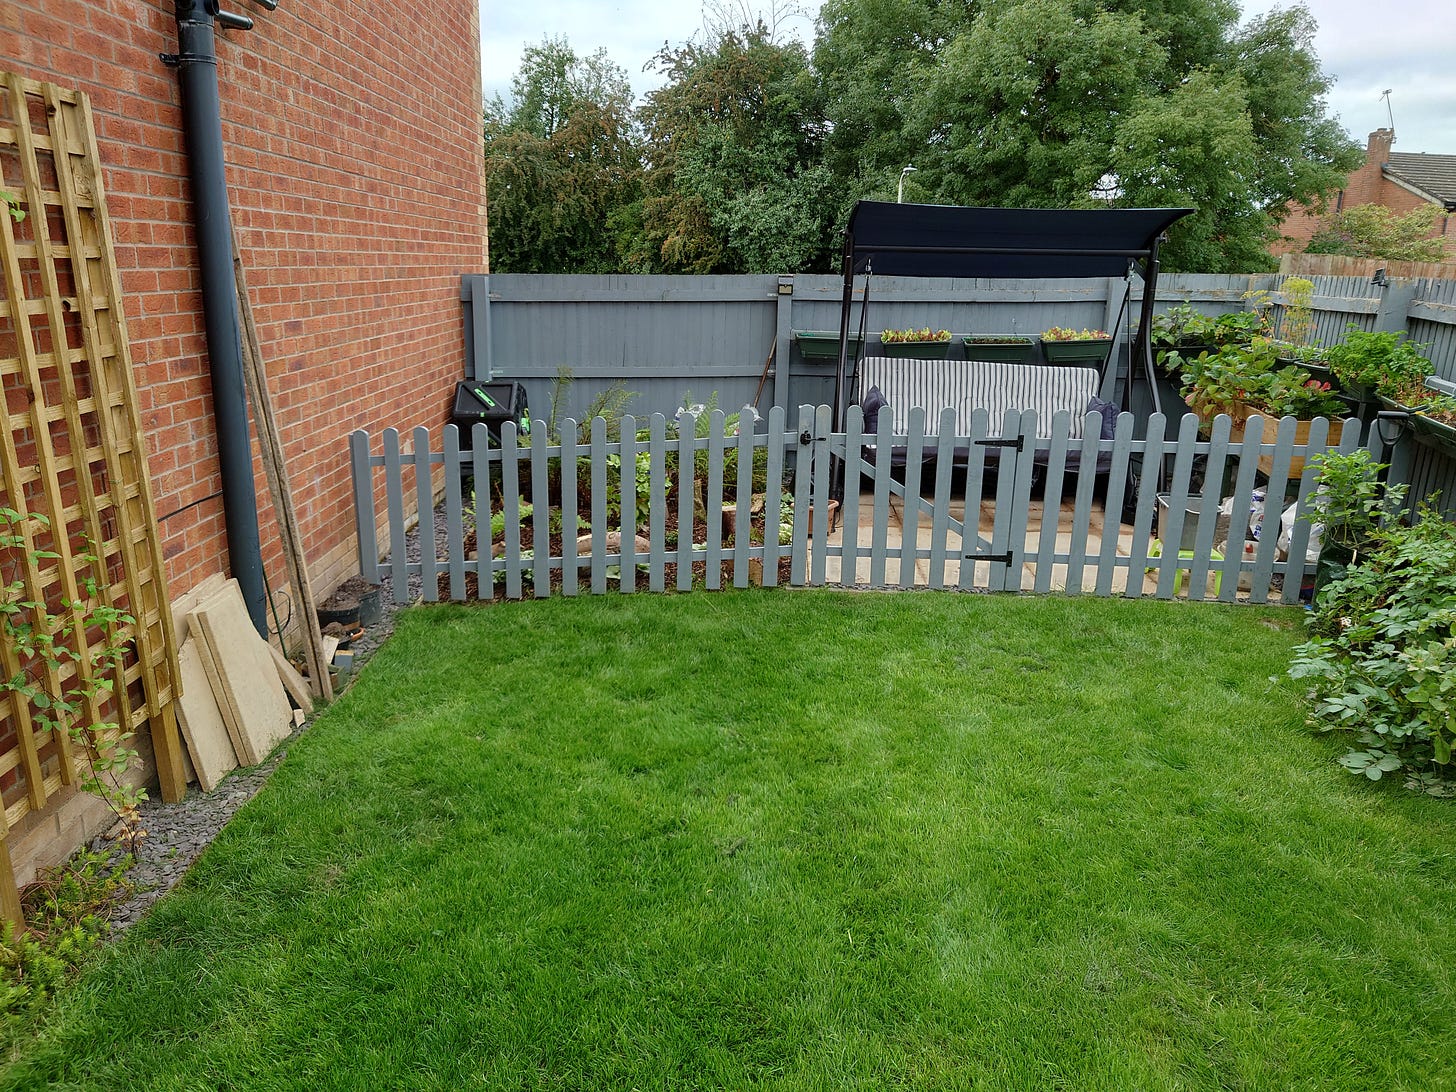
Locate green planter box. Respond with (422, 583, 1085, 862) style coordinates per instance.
(793, 330, 864, 361)
(878, 339, 952, 360)
(1042, 338, 1113, 367)
(1411, 413, 1456, 459)
(964, 336, 1035, 364)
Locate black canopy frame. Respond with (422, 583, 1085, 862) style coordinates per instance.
(830, 201, 1195, 442)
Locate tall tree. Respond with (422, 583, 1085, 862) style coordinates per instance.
(815, 0, 1361, 271)
(627, 23, 835, 273)
(485, 40, 643, 273)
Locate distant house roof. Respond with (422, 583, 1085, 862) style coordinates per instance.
(1385, 152, 1456, 209)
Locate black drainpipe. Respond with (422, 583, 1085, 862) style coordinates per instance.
(164, 0, 268, 636)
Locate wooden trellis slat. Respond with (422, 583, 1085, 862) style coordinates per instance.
(1, 73, 185, 924)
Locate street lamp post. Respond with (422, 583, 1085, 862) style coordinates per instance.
(897, 164, 917, 203)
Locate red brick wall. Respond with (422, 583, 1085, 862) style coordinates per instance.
(2, 0, 487, 603)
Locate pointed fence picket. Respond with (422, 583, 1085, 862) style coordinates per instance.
(350, 406, 1366, 606)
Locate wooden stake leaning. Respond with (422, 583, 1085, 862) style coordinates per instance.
(232, 233, 334, 702)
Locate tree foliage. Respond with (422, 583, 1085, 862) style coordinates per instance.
(486, 2, 1362, 275)
(484, 39, 642, 273)
(1307, 203, 1449, 263)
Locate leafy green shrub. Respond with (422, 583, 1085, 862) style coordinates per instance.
(1323, 324, 1431, 396)
(0, 848, 133, 1032)
(1289, 507, 1456, 792)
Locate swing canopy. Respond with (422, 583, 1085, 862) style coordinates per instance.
(832, 201, 1194, 426)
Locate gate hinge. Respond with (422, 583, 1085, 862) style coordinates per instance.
(975, 436, 1024, 452)
(966, 551, 1014, 564)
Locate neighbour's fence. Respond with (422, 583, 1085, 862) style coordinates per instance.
(350, 407, 1367, 606)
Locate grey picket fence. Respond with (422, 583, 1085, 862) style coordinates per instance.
(350, 407, 1366, 606)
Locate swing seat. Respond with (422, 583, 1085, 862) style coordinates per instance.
(856, 356, 1117, 472)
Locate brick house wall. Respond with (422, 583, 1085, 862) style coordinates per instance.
(1276, 129, 1453, 255)
(1, 1, 486, 881)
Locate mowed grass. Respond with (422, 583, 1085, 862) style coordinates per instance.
(7, 592, 1456, 1091)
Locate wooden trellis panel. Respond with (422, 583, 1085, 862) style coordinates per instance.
(0, 74, 185, 912)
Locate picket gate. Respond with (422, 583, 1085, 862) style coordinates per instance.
(349, 406, 1367, 606)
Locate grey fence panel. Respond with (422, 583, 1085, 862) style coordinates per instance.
(957, 408, 992, 593)
(928, 409, 957, 590)
(705, 412, 725, 591)
(649, 415, 668, 593)
(620, 414, 638, 593)
(590, 417, 608, 595)
(1094, 413, 1137, 598)
(349, 430, 380, 585)
(1033, 412, 1074, 595)
(530, 423, 550, 599)
(561, 422, 580, 597)
(1065, 416, 1103, 595)
(675, 415, 696, 592)
(1216, 416, 1266, 603)
(790, 406, 814, 587)
(382, 428, 408, 602)
(897, 407, 927, 589)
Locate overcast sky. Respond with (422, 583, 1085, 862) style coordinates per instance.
(481, 1, 1456, 153)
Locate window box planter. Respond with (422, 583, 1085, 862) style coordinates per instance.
(963, 335, 1035, 364)
(1197, 404, 1346, 479)
(1410, 412, 1456, 459)
(793, 330, 864, 361)
(878, 337, 953, 360)
(1041, 337, 1113, 367)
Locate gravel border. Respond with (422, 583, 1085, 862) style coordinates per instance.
(97, 510, 439, 932)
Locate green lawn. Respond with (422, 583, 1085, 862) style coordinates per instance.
(7, 592, 1455, 1091)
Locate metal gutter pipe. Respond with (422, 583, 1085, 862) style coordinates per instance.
(165, 0, 268, 636)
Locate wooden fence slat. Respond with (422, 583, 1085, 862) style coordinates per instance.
(1123, 413, 1167, 598)
(1250, 418, 1298, 604)
(1003, 410, 1040, 593)
(649, 414, 668, 593)
(868, 409, 893, 589)
(383, 428, 408, 602)
(839, 407, 864, 587)
(897, 407, 926, 590)
(763, 408, 787, 588)
(928, 408, 956, 590)
(502, 423, 523, 600)
(810, 405, 834, 588)
(1095, 415, 1135, 597)
(413, 426, 438, 603)
(590, 416, 608, 595)
(675, 414, 695, 592)
(1034, 413, 1073, 595)
(1217, 416, 1266, 603)
(473, 424, 494, 598)
(619, 414, 638, 594)
(530, 419, 550, 600)
(1185, 416, 1229, 601)
(733, 416, 753, 589)
(1065, 415, 1101, 595)
(706, 412, 725, 591)
(562, 422, 580, 598)
(443, 426, 465, 602)
(958, 409, 991, 592)
(790, 407, 814, 587)
(350, 430, 381, 585)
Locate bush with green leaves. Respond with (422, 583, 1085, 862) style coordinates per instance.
(1323, 324, 1431, 396)
(1289, 506, 1456, 792)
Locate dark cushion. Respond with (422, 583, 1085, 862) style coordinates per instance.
(860, 385, 888, 434)
(1087, 395, 1118, 439)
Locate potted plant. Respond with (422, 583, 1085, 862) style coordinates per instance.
(1040, 326, 1113, 366)
(1179, 338, 1349, 476)
(1324, 324, 1432, 404)
(1387, 376, 1456, 459)
(963, 333, 1035, 363)
(879, 327, 954, 359)
(793, 329, 865, 361)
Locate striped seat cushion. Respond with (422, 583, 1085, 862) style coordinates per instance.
(858, 357, 1099, 438)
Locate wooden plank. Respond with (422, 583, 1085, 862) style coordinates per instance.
(1002, 410, 1040, 593)
(267, 643, 315, 717)
(1186, 414, 1231, 602)
(473, 428, 494, 597)
(1250, 418, 1299, 603)
(1154, 414, 1204, 599)
(706, 412, 725, 590)
(675, 414, 695, 592)
(235, 235, 332, 700)
(1216, 416, 1266, 603)
(175, 638, 239, 793)
(839, 407, 864, 588)
(189, 582, 292, 767)
(1094, 415, 1135, 597)
(649, 415, 668, 592)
